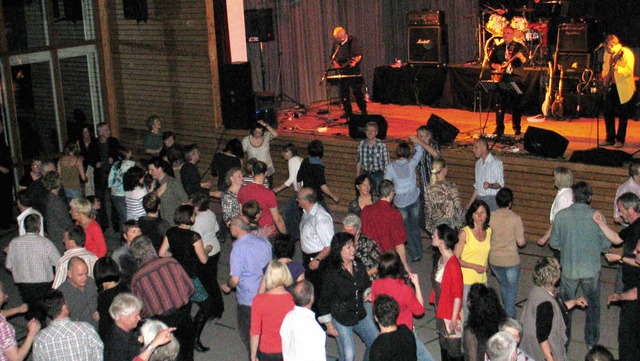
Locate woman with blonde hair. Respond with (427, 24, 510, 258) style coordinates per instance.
(520, 257, 587, 361)
(250, 260, 295, 361)
(58, 140, 88, 200)
(424, 158, 465, 236)
(537, 167, 573, 254)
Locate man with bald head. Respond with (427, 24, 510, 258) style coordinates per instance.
(58, 257, 98, 329)
(331, 26, 367, 119)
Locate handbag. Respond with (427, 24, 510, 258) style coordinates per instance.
(436, 318, 463, 358)
(190, 277, 208, 302)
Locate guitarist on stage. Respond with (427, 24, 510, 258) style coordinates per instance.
(332, 26, 367, 120)
(490, 26, 528, 136)
(601, 34, 636, 149)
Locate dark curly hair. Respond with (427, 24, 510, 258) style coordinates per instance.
(123, 166, 145, 192)
(466, 284, 507, 347)
(465, 200, 490, 230)
(327, 232, 355, 268)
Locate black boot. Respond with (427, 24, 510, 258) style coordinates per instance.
(194, 314, 210, 352)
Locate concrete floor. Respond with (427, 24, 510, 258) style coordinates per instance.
(0, 221, 620, 361)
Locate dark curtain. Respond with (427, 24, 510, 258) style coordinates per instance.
(243, 0, 478, 105)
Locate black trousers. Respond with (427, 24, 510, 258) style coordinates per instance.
(618, 299, 640, 361)
(339, 77, 367, 116)
(17, 282, 52, 323)
(495, 75, 524, 134)
(195, 253, 224, 320)
(302, 251, 326, 311)
(604, 85, 635, 144)
(157, 304, 195, 361)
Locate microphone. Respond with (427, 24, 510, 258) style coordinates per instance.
(594, 43, 605, 51)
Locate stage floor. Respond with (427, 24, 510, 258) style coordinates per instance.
(278, 101, 640, 158)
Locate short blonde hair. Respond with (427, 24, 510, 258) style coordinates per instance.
(333, 26, 345, 37)
(264, 260, 293, 290)
(533, 257, 561, 287)
(553, 167, 573, 189)
(69, 198, 92, 217)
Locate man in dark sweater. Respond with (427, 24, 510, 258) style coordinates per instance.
(370, 295, 417, 361)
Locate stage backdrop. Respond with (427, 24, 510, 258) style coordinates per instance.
(242, 0, 478, 107)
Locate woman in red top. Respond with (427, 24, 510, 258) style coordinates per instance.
(429, 224, 463, 361)
(371, 251, 431, 360)
(69, 198, 107, 258)
(250, 260, 295, 361)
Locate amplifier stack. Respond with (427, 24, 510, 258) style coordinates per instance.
(407, 11, 448, 65)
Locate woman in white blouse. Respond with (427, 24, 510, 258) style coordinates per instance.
(537, 167, 574, 258)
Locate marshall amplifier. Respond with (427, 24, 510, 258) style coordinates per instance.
(407, 26, 448, 65)
(407, 11, 444, 26)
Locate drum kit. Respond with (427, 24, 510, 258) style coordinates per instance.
(480, 1, 561, 66)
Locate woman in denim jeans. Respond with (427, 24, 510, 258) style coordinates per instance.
(488, 188, 526, 318)
(318, 232, 379, 361)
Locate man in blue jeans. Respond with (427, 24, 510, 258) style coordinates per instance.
(549, 181, 610, 348)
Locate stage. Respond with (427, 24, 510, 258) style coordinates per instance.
(278, 100, 639, 159)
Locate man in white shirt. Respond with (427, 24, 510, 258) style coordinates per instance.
(16, 191, 44, 236)
(280, 280, 326, 361)
(298, 187, 334, 306)
(467, 138, 504, 211)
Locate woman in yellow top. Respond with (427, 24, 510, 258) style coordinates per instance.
(454, 199, 491, 321)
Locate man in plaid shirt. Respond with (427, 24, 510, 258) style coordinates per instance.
(356, 121, 389, 193)
(33, 289, 103, 361)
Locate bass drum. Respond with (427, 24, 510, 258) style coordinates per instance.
(510, 16, 528, 44)
(486, 14, 507, 36)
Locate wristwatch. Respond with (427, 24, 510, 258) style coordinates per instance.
(619, 257, 625, 265)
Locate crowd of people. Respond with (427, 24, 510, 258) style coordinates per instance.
(0, 113, 635, 361)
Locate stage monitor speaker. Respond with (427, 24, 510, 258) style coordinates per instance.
(426, 114, 459, 145)
(122, 0, 148, 22)
(349, 115, 388, 140)
(569, 148, 632, 167)
(523, 127, 569, 158)
(220, 62, 256, 130)
(407, 26, 448, 65)
(245, 9, 274, 43)
(557, 23, 588, 52)
(555, 52, 590, 74)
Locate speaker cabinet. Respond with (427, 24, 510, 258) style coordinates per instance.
(349, 115, 388, 140)
(220, 62, 256, 130)
(523, 127, 569, 158)
(255, 92, 277, 127)
(426, 114, 459, 145)
(407, 26, 448, 65)
(122, 0, 148, 22)
(555, 52, 590, 74)
(245, 9, 274, 43)
(569, 148, 632, 167)
(557, 23, 588, 52)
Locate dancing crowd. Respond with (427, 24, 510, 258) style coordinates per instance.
(0, 115, 636, 361)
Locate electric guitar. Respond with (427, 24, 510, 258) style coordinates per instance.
(551, 65, 564, 119)
(541, 61, 553, 117)
(601, 49, 624, 99)
(491, 44, 525, 82)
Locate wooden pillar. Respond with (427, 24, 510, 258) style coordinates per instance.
(45, 0, 67, 149)
(95, 0, 119, 137)
(206, 0, 223, 128)
(0, 2, 22, 166)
